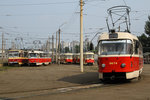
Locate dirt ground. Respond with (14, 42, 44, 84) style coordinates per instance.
(0, 64, 150, 100)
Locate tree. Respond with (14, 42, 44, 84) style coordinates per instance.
(138, 33, 150, 53)
(95, 46, 98, 54)
(65, 47, 70, 53)
(75, 45, 80, 53)
(90, 42, 94, 51)
(138, 34, 148, 47)
(145, 16, 150, 36)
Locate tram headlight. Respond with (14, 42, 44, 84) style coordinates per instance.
(121, 63, 126, 68)
(102, 64, 105, 68)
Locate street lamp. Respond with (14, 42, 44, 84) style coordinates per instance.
(57, 22, 67, 65)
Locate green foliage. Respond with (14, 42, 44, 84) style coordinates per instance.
(138, 33, 150, 53)
(75, 45, 80, 53)
(138, 34, 148, 47)
(64, 47, 70, 53)
(90, 42, 94, 51)
(94, 46, 98, 54)
(0, 66, 15, 72)
(145, 16, 150, 36)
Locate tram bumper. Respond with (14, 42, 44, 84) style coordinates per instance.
(126, 70, 140, 79)
(99, 72, 126, 80)
(99, 70, 141, 80)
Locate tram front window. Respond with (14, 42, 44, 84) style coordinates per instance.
(9, 52, 19, 57)
(87, 54, 94, 59)
(99, 40, 132, 55)
(66, 55, 72, 59)
(29, 53, 37, 58)
(9, 54, 13, 57)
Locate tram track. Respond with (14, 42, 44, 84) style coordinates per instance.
(0, 77, 142, 100)
(0, 83, 103, 100)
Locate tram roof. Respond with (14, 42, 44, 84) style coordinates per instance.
(84, 52, 94, 55)
(28, 50, 44, 53)
(63, 53, 73, 55)
(8, 50, 26, 52)
(98, 32, 138, 41)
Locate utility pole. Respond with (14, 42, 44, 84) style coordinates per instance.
(80, 0, 84, 72)
(58, 29, 61, 65)
(48, 37, 50, 56)
(48, 37, 50, 52)
(1, 33, 4, 65)
(56, 31, 58, 64)
(52, 35, 54, 63)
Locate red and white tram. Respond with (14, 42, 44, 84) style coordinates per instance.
(8, 50, 28, 66)
(73, 53, 77, 64)
(84, 52, 95, 65)
(60, 53, 73, 64)
(28, 51, 51, 66)
(75, 53, 80, 64)
(28, 51, 43, 66)
(72, 53, 80, 64)
(97, 32, 143, 80)
(40, 52, 52, 65)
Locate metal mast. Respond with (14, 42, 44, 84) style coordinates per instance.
(56, 31, 58, 64)
(80, 0, 84, 72)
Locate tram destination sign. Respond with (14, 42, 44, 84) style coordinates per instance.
(109, 33, 118, 39)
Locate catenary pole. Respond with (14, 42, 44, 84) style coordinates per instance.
(58, 29, 61, 65)
(80, 0, 84, 72)
(56, 32, 58, 64)
(52, 35, 54, 63)
(1, 33, 4, 65)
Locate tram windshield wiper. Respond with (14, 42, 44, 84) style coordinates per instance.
(118, 46, 123, 55)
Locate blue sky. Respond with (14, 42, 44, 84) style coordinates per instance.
(0, 0, 150, 49)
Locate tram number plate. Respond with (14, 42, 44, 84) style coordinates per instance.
(109, 62, 118, 65)
(109, 33, 118, 39)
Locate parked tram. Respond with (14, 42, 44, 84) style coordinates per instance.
(28, 51, 52, 66)
(28, 51, 42, 66)
(73, 53, 76, 64)
(97, 31, 143, 80)
(60, 53, 73, 64)
(40, 52, 52, 65)
(8, 50, 28, 66)
(72, 53, 80, 64)
(75, 53, 80, 64)
(84, 52, 95, 65)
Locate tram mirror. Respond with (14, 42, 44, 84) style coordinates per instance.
(136, 42, 139, 48)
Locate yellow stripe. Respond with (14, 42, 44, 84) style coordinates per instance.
(9, 57, 28, 59)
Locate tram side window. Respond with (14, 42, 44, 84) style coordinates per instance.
(134, 40, 139, 54)
(24, 52, 28, 57)
(98, 42, 101, 55)
(40, 53, 43, 58)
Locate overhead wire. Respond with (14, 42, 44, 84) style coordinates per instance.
(60, 3, 80, 42)
(122, 0, 127, 6)
(0, 1, 78, 6)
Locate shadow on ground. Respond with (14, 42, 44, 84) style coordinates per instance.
(58, 72, 138, 85)
(58, 72, 100, 85)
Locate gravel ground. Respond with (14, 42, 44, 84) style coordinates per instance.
(0, 64, 150, 100)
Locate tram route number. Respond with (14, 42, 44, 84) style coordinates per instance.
(109, 62, 118, 65)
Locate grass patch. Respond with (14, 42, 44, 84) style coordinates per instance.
(0, 66, 17, 71)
